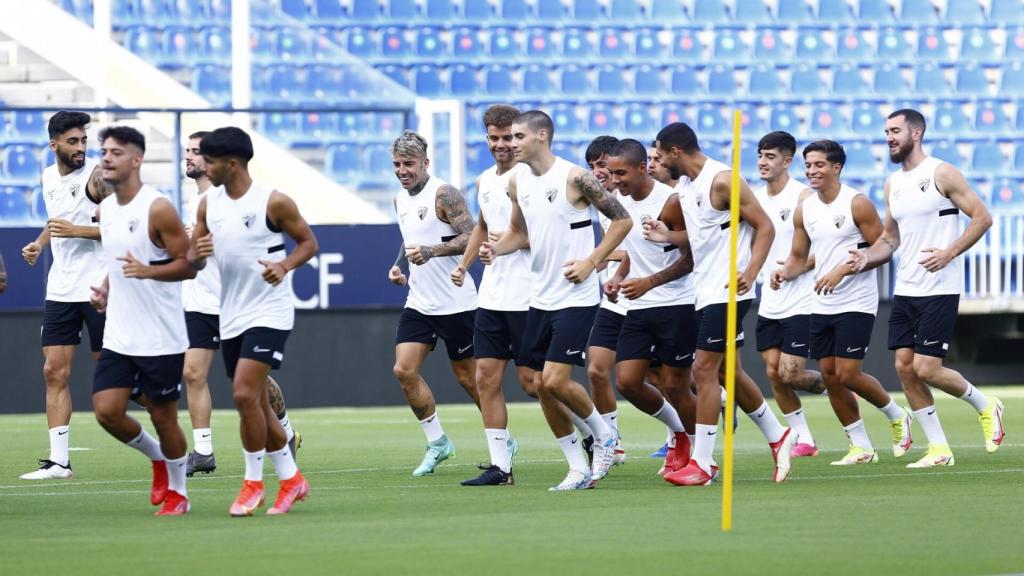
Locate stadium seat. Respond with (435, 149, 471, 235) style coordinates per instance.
(999, 61, 1024, 95)
(191, 64, 231, 106)
(197, 26, 230, 63)
(697, 104, 728, 135)
(465, 141, 491, 176)
(960, 27, 998, 61)
(537, 0, 565, 20)
(574, 0, 607, 20)
(736, 103, 765, 134)
(945, 0, 985, 23)
(1013, 144, 1024, 172)
(624, 103, 656, 133)
(810, 103, 848, 135)
(526, 27, 556, 58)
(877, 26, 913, 60)
(795, 30, 834, 60)
(599, 29, 630, 58)
(260, 64, 303, 104)
(991, 0, 1024, 23)
(833, 63, 869, 96)
(748, 63, 784, 96)
(452, 27, 483, 58)
(60, 0, 94, 22)
(0, 185, 33, 222)
(350, 0, 381, 19)
(563, 27, 595, 58)
(707, 64, 738, 97)
(754, 28, 791, 61)
(560, 64, 591, 95)
(325, 143, 360, 180)
(776, 0, 813, 22)
(956, 61, 990, 95)
(931, 140, 964, 167)
(345, 26, 374, 57)
(314, 0, 345, 20)
(159, 25, 193, 65)
(1005, 27, 1024, 58)
(279, 0, 310, 19)
(463, 0, 494, 20)
(650, 0, 689, 22)
(258, 112, 302, 141)
(932, 100, 971, 134)
(363, 144, 394, 176)
(1, 145, 41, 183)
(552, 142, 581, 163)
(790, 62, 825, 96)
(858, 0, 894, 22)
(635, 28, 663, 59)
(416, 26, 445, 57)
(522, 64, 552, 95)
(588, 103, 618, 132)
(670, 64, 701, 95)
(913, 62, 950, 94)
(122, 26, 162, 62)
(991, 177, 1024, 209)
(974, 100, 1010, 134)
(971, 141, 1006, 172)
(379, 64, 409, 89)
(843, 141, 876, 177)
(380, 26, 411, 58)
(873, 62, 908, 94)
(734, 0, 771, 22)
(634, 64, 664, 95)
(661, 103, 692, 126)
(818, 0, 853, 22)
(305, 64, 344, 101)
(851, 101, 884, 135)
(713, 29, 750, 61)
(426, 0, 456, 19)
(249, 26, 278, 63)
(489, 27, 519, 58)
(899, 0, 938, 22)
(693, 0, 730, 22)
(610, 0, 645, 21)
(275, 26, 313, 61)
(449, 63, 479, 96)
(836, 27, 872, 60)
(9, 111, 47, 139)
(551, 103, 581, 135)
(484, 64, 516, 95)
(414, 64, 445, 96)
(672, 27, 702, 60)
(597, 65, 629, 95)
(501, 0, 532, 19)
(769, 104, 801, 135)
(917, 27, 949, 59)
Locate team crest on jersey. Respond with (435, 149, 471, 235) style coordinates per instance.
(69, 183, 80, 198)
(917, 178, 931, 192)
(242, 213, 256, 228)
(695, 192, 703, 207)
(417, 206, 428, 220)
(127, 217, 139, 233)
(520, 193, 530, 208)
(481, 189, 490, 204)
(545, 187, 557, 202)
(806, 219, 817, 233)
(833, 214, 846, 228)
(46, 188, 57, 200)
(780, 208, 791, 221)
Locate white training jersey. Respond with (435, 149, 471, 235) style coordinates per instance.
(598, 199, 627, 316)
(802, 184, 878, 316)
(889, 156, 963, 297)
(396, 176, 477, 315)
(679, 158, 755, 311)
(619, 180, 695, 309)
(40, 158, 106, 302)
(206, 182, 294, 339)
(476, 164, 531, 311)
(182, 184, 221, 315)
(516, 157, 599, 310)
(755, 177, 814, 319)
(99, 186, 188, 356)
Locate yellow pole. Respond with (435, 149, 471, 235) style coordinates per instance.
(722, 109, 742, 532)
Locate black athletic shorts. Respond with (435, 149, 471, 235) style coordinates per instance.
(395, 308, 476, 361)
(696, 300, 751, 353)
(93, 349, 184, 402)
(810, 312, 875, 360)
(474, 308, 528, 363)
(618, 305, 697, 367)
(521, 306, 598, 370)
(41, 300, 105, 352)
(221, 327, 290, 379)
(185, 311, 220, 350)
(888, 294, 959, 359)
(756, 314, 811, 358)
(587, 307, 625, 351)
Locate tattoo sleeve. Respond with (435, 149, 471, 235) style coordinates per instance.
(86, 165, 113, 203)
(431, 185, 474, 257)
(575, 172, 629, 221)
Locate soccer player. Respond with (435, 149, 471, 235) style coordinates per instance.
(773, 140, 912, 466)
(189, 126, 317, 515)
(644, 122, 795, 486)
(480, 110, 630, 491)
(603, 139, 698, 478)
(89, 126, 194, 515)
(387, 130, 479, 477)
(752, 131, 825, 457)
(648, 142, 678, 189)
(180, 132, 301, 477)
(849, 109, 1002, 466)
(451, 105, 530, 486)
(20, 111, 111, 480)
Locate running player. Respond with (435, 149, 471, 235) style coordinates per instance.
(849, 109, 1003, 466)
(451, 105, 529, 486)
(89, 126, 194, 515)
(644, 122, 796, 486)
(752, 131, 825, 457)
(480, 110, 630, 490)
(603, 139, 697, 479)
(20, 111, 111, 480)
(387, 130, 479, 477)
(190, 127, 317, 515)
(773, 139, 912, 466)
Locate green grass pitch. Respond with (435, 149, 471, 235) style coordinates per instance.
(2, 390, 1022, 575)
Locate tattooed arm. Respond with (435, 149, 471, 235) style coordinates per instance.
(849, 177, 900, 273)
(48, 165, 111, 242)
(620, 193, 693, 300)
(405, 184, 475, 265)
(563, 168, 632, 284)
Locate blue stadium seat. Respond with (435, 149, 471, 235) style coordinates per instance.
(345, 26, 374, 57)
(600, 29, 630, 58)
(999, 61, 1024, 95)
(877, 26, 913, 59)
(305, 64, 343, 101)
(672, 27, 702, 59)
(661, 103, 692, 126)
(754, 28, 791, 61)
(707, 64, 738, 96)
(597, 65, 629, 94)
(960, 27, 998, 60)
(833, 63, 869, 96)
(10, 111, 47, 139)
(914, 62, 950, 94)
(795, 29, 833, 60)
(931, 140, 964, 167)
(523, 64, 552, 95)
(463, 0, 494, 19)
(426, 0, 456, 19)
(974, 100, 1010, 134)
(414, 64, 445, 96)
(258, 112, 301, 141)
(449, 63, 479, 96)
(697, 104, 728, 135)
(693, 0, 730, 22)
(624, 103, 656, 133)
(810, 103, 847, 134)
(489, 27, 519, 57)
(900, 0, 938, 22)
(670, 64, 701, 95)
(552, 142, 581, 163)
(1, 145, 41, 182)
(790, 62, 825, 95)
(777, 0, 813, 22)
(945, 0, 985, 23)
(737, 103, 765, 134)
(873, 62, 908, 94)
(917, 27, 949, 59)
(635, 28, 662, 58)
(992, 177, 1024, 209)
(159, 25, 193, 65)
(991, 0, 1024, 23)
(563, 27, 595, 58)
(932, 100, 971, 134)
(836, 27, 872, 60)
(380, 26, 411, 58)
(259, 64, 303, 105)
(858, 0, 894, 22)
(0, 185, 33, 222)
(275, 26, 313, 61)
(734, 0, 771, 22)
(452, 27, 483, 58)
(279, 0, 310, 19)
(416, 26, 445, 57)
(208, 0, 230, 18)
(136, 0, 174, 22)
(122, 26, 162, 62)
(325, 143, 360, 180)
(465, 141, 491, 176)
(588, 103, 618, 132)
(713, 29, 750, 61)
(315, 0, 346, 20)
(379, 64, 409, 89)
(1015, 100, 1024, 131)
(350, 0, 381, 19)
(651, 0, 689, 22)
(574, 0, 607, 20)
(1014, 144, 1024, 172)
(560, 64, 591, 95)
(249, 26, 278, 63)
(485, 64, 516, 95)
(769, 104, 801, 134)
(300, 111, 335, 140)
(611, 0, 645, 21)
(818, 0, 853, 22)
(191, 64, 231, 106)
(851, 101, 884, 135)
(502, 0, 532, 19)
(633, 64, 663, 95)
(971, 141, 1006, 172)
(843, 141, 876, 177)
(61, 0, 94, 22)
(197, 26, 230, 63)
(551, 103, 581, 135)
(363, 144, 394, 176)
(1005, 27, 1024, 58)
(748, 64, 783, 96)
(524, 27, 555, 58)
(537, 0, 565, 20)
(956, 61, 990, 95)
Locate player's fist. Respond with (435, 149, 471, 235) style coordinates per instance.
(258, 258, 287, 286)
(450, 265, 466, 287)
(479, 241, 496, 265)
(90, 284, 108, 313)
(117, 251, 150, 279)
(388, 265, 407, 286)
(194, 233, 214, 259)
(847, 249, 869, 273)
(642, 219, 670, 243)
(22, 241, 41, 265)
(47, 218, 77, 238)
(603, 277, 621, 303)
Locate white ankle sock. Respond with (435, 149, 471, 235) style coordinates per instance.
(193, 428, 213, 456)
(879, 400, 904, 421)
(746, 401, 786, 444)
(267, 445, 298, 481)
(960, 382, 989, 412)
(652, 400, 686, 433)
(166, 455, 187, 497)
(601, 411, 619, 439)
(843, 420, 873, 451)
(49, 426, 70, 466)
(126, 430, 164, 461)
(583, 408, 612, 440)
(243, 448, 266, 482)
(783, 408, 815, 446)
(692, 424, 718, 472)
(913, 405, 948, 446)
(570, 412, 593, 439)
(557, 433, 590, 473)
(419, 412, 445, 443)
(278, 413, 295, 443)
(486, 428, 511, 472)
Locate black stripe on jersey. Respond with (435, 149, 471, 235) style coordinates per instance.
(91, 216, 99, 223)
(719, 218, 744, 230)
(569, 219, 591, 230)
(266, 214, 283, 233)
(149, 258, 172, 265)
(267, 243, 285, 254)
(441, 234, 458, 242)
(856, 241, 870, 249)
(938, 208, 960, 217)
(663, 244, 679, 252)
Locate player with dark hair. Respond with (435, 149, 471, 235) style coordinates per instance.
(648, 141, 678, 189)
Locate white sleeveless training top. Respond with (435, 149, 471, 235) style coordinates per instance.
(206, 182, 294, 339)
(476, 165, 531, 312)
(40, 157, 106, 302)
(679, 158, 755, 311)
(99, 186, 188, 356)
(516, 157, 599, 310)
(619, 180, 695, 309)
(396, 175, 477, 315)
(755, 177, 813, 319)
(801, 184, 878, 315)
(888, 156, 962, 297)
(182, 184, 221, 315)
(598, 198, 628, 316)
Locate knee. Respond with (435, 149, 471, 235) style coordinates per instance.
(765, 363, 781, 386)
(93, 403, 122, 429)
(392, 363, 417, 385)
(894, 357, 916, 381)
(836, 368, 858, 389)
(231, 384, 260, 408)
(587, 365, 608, 386)
(912, 357, 942, 382)
(43, 361, 69, 386)
(182, 364, 204, 388)
(518, 371, 539, 398)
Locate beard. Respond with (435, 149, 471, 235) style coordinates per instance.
(57, 149, 85, 170)
(185, 167, 206, 179)
(889, 143, 911, 164)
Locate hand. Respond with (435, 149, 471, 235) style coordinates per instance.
(919, 246, 954, 273)
(562, 258, 595, 284)
(621, 277, 654, 300)
(726, 271, 754, 295)
(258, 259, 288, 286)
(814, 266, 847, 295)
(603, 277, 621, 303)
(47, 218, 78, 238)
(405, 244, 434, 266)
(117, 251, 151, 279)
(770, 265, 787, 290)
(479, 241, 496, 265)
(0, 273, 7, 293)
(22, 241, 41, 266)
(642, 219, 670, 243)
(847, 249, 869, 273)
(90, 284, 108, 313)
(194, 233, 214, 259)
(388, 265, 407, 286)
(450, 264, 466, 287)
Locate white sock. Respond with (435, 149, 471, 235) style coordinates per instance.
(960, 382, 989, 412)
(583, 407, 613, 440)
(913, 405, 949, 446)
(652, 400, 686, 433)
(166, 455, 187, 497)
(267, 445, 298, 481)
(193, 428, 213, 456)
(557, 433, 590, 473)
(601, 411, 619, 439)
(243, 448, 266, 482)
(570, 412, 593, 439)
(48, 425, 70, 466)
(665, 427, 674, 446)
(843, 420, 873, 451)
(879, 400, 904, 421)
(693, 424, 718, 472)
(746, 401, 786, 444)
(783, 408, 815, 446)
(126, 430, 164, 461)
(420, 412, 445, 443)
(278, 412, 295, 443)
(486, 428, 511, 473)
